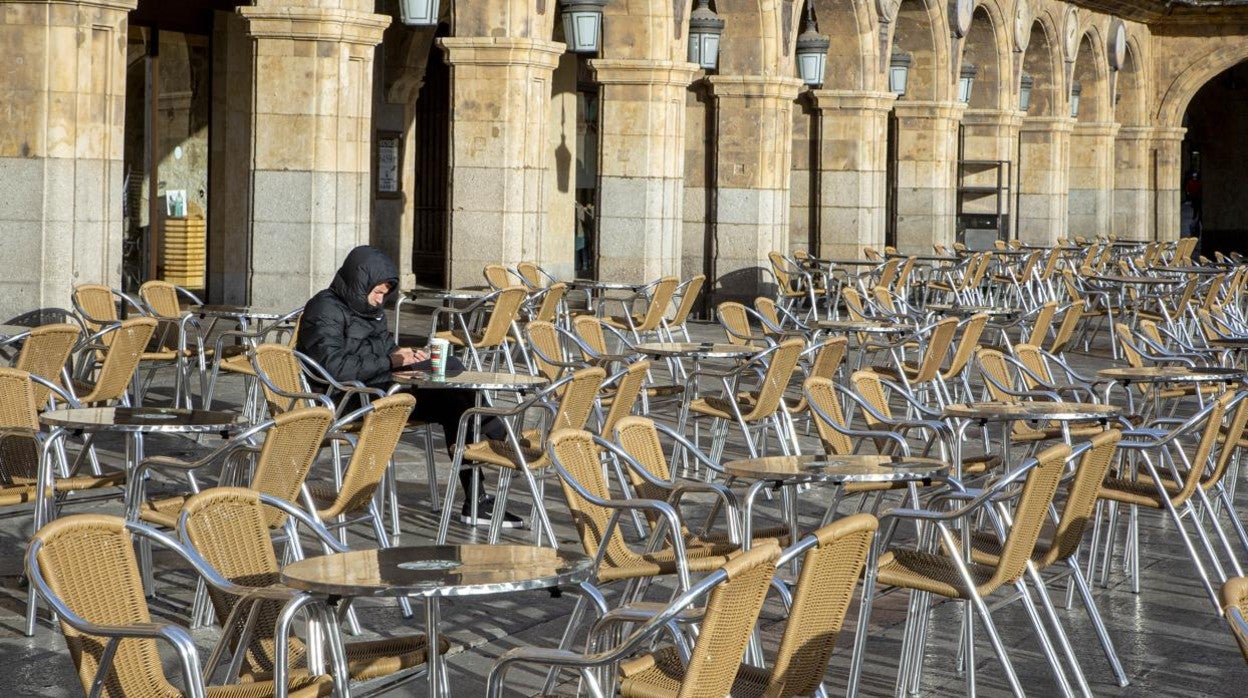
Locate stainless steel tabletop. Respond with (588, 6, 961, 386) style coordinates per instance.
(567, 279, 643, 290)
(942, 401, 1121, 422)
(1086, 275, 1181, 286)
(926, 304, 1020, 317)
(815, 320, 908, 334)
(1097, 366, 1246, 384)
(189, 305, 293, 320)
(39, 407, 245, 433)
(633, 341, 758, 359)
(407, 288, 490, 301)
(391, 370, 548, 391)
(723, 454, 948, 484)
(281, 544, 594, 598)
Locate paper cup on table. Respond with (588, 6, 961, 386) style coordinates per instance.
(429, 338, 450, 377)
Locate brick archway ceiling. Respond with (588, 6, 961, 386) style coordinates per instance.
(1066, 0, 1248, 24)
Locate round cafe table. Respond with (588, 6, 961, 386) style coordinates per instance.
(1097, 365, 1244, 416)
(391, 369, 548, 392)
(282, 544, 594, 698)
(942, 401, 1122, 473)
(632, 341, 757, 361)
(38, 406, 243, 519)
(722, 453, 950, 548)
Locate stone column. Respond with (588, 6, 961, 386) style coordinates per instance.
(591, 60, 700, 282)
(1017, 116, 1074, 246)
(440, 37, 564, 289)
(892, 101, 965, 254)
(1153, 126, 1186, 243)
(959, 109, 1024, 239)
(1113, 126, 1152, 241)
(0, 0, 136, 318)
(236, 2, 389, 307)
(810, 90, 895, 259)
(1068, 121, 1119, 239)
(707, 75, 805, 300)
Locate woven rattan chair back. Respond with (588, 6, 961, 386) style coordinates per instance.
(1048, 302, 1084, 355)
(32, 514, 178, 696)
(987, 442, 1072, 589)
(1043, 429, 1122, 565)
(1025, 302, 1058, 346)
(717, 302, 754, 345)
(72, 284, 120, 332)
(526, 321, 565, 384)
(849, 370, 893, 428)
(180, 487, 292, 673)
(943, 313, 988, 380)
(1038, 248, 1062, 282)
(754, 296, 785, 337)
(0, 368, 41, 432)
(841, 286, 869, 322)
(548, 429, 650, 572)
(516, 261, 544, 289)
(768, 252, 796, 293)
(668, 275, 706, 328)
(549, 366, 607, 434)
(863, 246, 882, 262)
(483, 264, 512, 290)
(625, 542, 780, 698)
(250, 407, 335, 527)
(573, 315, 611, 359)
(912, 317, 959, 384)
(1203, 392, 1248, 494)
(138, 281, 181, 319)
(599, 361, 649, 437)
(1114, 323, 1145, 369)
(804, 377, 854, 455)
(894, 257, 916, 290)
(974, 348, 1016, 403)
(0, 369, 44, 489)
(478, 287, 528, 348)
(533, 282, 566, 324)
(633, 277, 680, 334)
(319, 394, 415, 519)
(742, 339, 805, 420)
(253, 343, 314, 414)
(769, 516, 879, 696)
(877, 258, 901, 289)
(810, 336, 848, 380)
(15, 323, 78, 406)
(79, 317, 157, 405)
(1012, 343, 1055, 390)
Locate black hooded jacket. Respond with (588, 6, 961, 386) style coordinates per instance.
(297, 246, 400, 388)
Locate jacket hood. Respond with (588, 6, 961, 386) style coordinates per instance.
(330, 245, 400, 317)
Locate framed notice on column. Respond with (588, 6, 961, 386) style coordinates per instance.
(375, 131, 403, 199)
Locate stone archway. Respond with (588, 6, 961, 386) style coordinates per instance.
(790, 0, 886, 259)
(889, 0, 959, 253)
(1016, 13, 1067, 245)
(957, 2, 1015, 248)
(1067, 28, 1116, 240)
(1182, 61, 1248, 257)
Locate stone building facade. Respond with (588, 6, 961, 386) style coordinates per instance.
(1, 0, 1247, 317)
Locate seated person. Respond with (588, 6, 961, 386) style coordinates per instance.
(297, 245, 519, 528)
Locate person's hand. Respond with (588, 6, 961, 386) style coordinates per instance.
(411, 347, 431, 363)
(390, 347, 418, 369)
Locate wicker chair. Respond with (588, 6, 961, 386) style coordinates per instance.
(677, 338, 805, 460)
(431, 286, 530, 372)
(487, 529, 781, 697)
(601, 276, 679, 343)
(436, 366, 606, 546)
(12, 323, 80, 408)
(71, 284, 179, 405)
(178, 488, 444, 692)
(482, 263, 515, 290)
(665, 274, 705, 341)
(866, 316, 959, 405)
(1091, 391, 1248, 612)
(27, 514, 334, 698)
(975, 347, 1109, 446)
(71, 316, 159, 407)
(138, 280, 212, 407)
(716, 301, 770, 347)
(969, 429, 1130, 688)
(850, 442, 1078, 697)
(597, 360, 649, 436)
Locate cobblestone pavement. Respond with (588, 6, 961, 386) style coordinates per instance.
(1, 306, 1246, 696)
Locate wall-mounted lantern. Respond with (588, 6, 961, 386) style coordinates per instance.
(795, 5, 830, 87)
(561, 0, 607, 53)
(889, 49, 912, 97)
(688, 0, 724, 70)
(1019, 72, 1034, 111)
(958, 60, 977, 104)
(399, 0, 440, 26)
(1070, 80, 1082, 118)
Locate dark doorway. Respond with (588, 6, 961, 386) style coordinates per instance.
(1182, 60, 1248, 258)
(411, 32, 451, 288)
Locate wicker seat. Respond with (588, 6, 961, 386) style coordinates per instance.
(72, 284, 180, 404)
(1224, 577, 1248, 662)
(664, 275, 705, 342)
(487, 541, 781, 698)
(204, 308, 301, 414)
(437, 366, 606, 546)
(852, 443, 1078, 696)
(866, 316, 958, 404)
(178, 488, 444, 689)
(27, 514, 334, 698)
